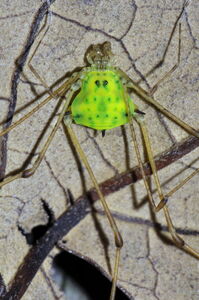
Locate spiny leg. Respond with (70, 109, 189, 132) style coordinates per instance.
(0, 89, 76, 188)
(64, 116, 123, 300)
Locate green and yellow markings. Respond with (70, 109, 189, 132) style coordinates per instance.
(71, 70, 136, 130)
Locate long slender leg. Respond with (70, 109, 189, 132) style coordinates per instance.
(118, 5, 199, 138)
(149, 23, 181, 96)
(0, 90, 75, 188)
(123, 78, 199, 138)
(128, 117, 158, 210)
(24, 9, 57, 99)
(163, 205, 199, 258)
(136, 0, 187, 88)
(0, 5, 79, 140)
(28, 26, 53, 94)
(136, 115, 199, 211)
(134, 115, 199, 258)
(64, 116, 123, 300)
(136, 117, 167, 211)
(118, 4, 198, 138)
(0, 73, 79, 138)
(164, 167, 199, 199)
(27, 24, 58, 99)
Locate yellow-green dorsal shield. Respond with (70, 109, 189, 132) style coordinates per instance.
(71, 70, 136, 130)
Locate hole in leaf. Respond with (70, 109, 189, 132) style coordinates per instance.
(52, 251, 130, 300)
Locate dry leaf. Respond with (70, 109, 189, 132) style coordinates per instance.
(0, 0, 198, 299)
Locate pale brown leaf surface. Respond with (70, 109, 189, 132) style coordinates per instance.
(0, 0, 198, 299)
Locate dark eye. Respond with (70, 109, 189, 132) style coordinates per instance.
(103, 80, 108, 86)
(95, 80, 100, 87)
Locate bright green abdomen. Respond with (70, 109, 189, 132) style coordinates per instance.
(71, 70, 135, 130)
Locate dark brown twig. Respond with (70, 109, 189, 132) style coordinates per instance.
(2, 134, 199, 300)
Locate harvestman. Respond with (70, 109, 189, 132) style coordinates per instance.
(0, 2, 198, 299)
